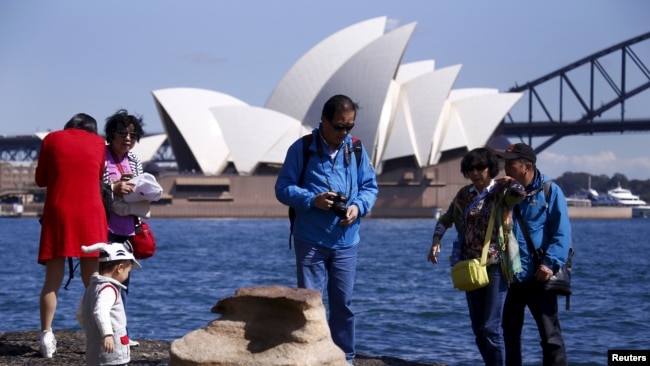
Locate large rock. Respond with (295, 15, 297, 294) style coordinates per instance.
(169, 285, 348, 366)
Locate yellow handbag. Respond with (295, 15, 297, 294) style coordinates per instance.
(450, 205, 496, 291)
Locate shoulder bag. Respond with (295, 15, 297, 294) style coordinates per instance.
(450, 204, 496, 291)
(514, 205, 573, 310)
(132, 217, 156, 259)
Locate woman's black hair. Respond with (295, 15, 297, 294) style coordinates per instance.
(63, 113, 97, 134)
(104, 109, 144, 144)
(460, 147, 500, 179)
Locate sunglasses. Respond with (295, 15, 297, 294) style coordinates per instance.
(329, 122, 355, 132)
(117, 131, 140, 139)
(468, 164, 488, 172)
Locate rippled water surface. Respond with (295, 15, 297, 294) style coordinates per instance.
(2, 217, 649, 365)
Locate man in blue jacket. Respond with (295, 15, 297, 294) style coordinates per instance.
(498, 143, 571, 366)
(275, 94, 378, 364)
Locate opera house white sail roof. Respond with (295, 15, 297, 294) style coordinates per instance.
(151, 16, 522, 176)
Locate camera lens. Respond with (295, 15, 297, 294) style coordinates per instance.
(333, 203, 347, 218)
(330, 192, 348, 218)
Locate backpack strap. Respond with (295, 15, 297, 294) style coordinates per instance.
(298, 135, 313, 184)
(288, 135, 314, 248)
(351, 137, 363, 170)
(63, 257, 80, 290)
(542, 180, 551, 206)
(543, 180, 551, 201)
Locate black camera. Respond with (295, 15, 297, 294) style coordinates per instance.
(331, 191, 349, 219)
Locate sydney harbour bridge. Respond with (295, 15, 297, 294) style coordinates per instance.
(2, 31, 649, 171)
(496, 31, 650, 154)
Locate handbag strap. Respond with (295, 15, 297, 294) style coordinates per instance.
(464, 183, 492, 218)
(134, 215, 142, 232)
(514, 206, 543, 262)
(480, 203, 497, 266)
(109, 149, 131, 176)
(515, 181, 553, 261)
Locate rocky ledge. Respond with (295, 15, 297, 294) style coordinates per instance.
(0, 330, 445, 366)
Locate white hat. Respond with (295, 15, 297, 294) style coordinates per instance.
(82, 242, 142, 269)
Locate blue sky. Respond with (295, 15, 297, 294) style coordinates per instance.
(1, 0, 649, 180)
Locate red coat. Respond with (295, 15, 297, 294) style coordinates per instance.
(35, 129, 108, 264)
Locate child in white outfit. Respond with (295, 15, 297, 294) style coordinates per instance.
(77, 242, 141, 366)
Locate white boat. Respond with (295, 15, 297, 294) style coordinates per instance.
(569, 176, 613, 206)
(587, 188, 624, 207)
(606, 183, 647, 207)
(570, 178, 647, 207)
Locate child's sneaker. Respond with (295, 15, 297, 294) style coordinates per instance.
(38, 330, 56, 358)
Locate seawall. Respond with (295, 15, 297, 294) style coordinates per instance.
(12, 203, 634, 220)
(567, 206, 631, 219)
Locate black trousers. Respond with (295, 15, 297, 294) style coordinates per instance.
(503, 281, 567, 366)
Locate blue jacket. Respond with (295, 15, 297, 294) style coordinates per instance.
(512, 170, 572, 282)
(275, 127, 378, 249)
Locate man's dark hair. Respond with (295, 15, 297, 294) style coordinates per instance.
(321, 94, 359, 122)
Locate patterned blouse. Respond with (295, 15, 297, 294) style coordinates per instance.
(434, 177, 526, 265)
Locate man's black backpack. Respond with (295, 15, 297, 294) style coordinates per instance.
(288, 134, 363, 248)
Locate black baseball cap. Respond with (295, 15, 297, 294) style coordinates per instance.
(496, 143, 536, 163)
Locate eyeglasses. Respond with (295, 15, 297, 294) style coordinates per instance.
(329, 122, 355, 132)
(117, 131, 139, 139)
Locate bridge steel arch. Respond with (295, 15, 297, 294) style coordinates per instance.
(497, 31, 650, 154)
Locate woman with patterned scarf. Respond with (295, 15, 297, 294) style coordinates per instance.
(427, 147, 526, 366)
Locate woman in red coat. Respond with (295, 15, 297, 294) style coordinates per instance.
(35, 113, 108, 358)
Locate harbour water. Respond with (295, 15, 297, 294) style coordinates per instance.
(2, 217, 649, 365)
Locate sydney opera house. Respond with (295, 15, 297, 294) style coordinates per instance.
(116, 17, 522, 217)
(129, 17, 522, 217)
